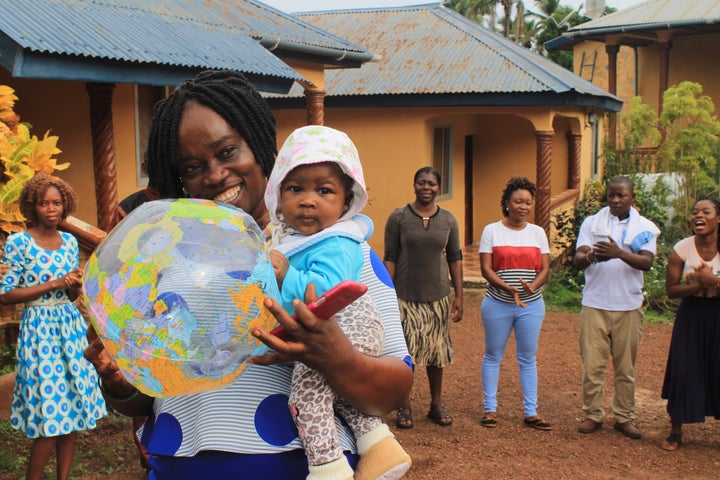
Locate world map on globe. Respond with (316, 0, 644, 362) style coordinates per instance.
(83, 199, 280, 397)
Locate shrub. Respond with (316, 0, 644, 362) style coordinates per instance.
(0, 85, 68, 239)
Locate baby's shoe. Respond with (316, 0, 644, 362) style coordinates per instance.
(354, 423, 412, 480)
(307, 456, 354, 480)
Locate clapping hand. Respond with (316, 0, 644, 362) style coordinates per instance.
(59, 269, 83, 289)
(592, 236, 621, 262)
(510, 284, 527, 308)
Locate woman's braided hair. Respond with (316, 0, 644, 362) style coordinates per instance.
(146, 70, 277, 198)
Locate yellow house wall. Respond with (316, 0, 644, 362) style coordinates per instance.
(574, 33, 720, 117)
(574, 40, 636, 114)
(274, 105, 588, 254)
(0, 72, 140, 228)
(276, 107, 468, 254)
(637, 33, 720, 113)
(1, 71, 596, 255)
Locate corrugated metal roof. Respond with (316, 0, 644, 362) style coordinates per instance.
(549, 0, 720, 49)
(0, 0, 372, 84)
(292, 3, 618, 100)
(567, 0, 720, 33)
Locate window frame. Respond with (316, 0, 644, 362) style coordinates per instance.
(432, 126, 453, 198)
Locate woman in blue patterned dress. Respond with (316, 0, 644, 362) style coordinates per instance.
(0, 174, 107, 480)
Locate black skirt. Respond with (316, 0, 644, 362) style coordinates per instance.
(661, 295, 720, 424)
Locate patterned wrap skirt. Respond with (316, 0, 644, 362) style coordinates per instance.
(398, 295, 453, 367)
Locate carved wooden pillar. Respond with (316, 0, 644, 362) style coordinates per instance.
(606, 44, 619, 145)
(305, 88, 326, 126)
(86, 83, 119, 232)
(658, 40, 672, 115)
(567, 132, 581, 189)
(535, 130, 554, 235)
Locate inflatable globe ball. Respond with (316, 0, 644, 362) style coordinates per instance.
(82, 199, 279, 397)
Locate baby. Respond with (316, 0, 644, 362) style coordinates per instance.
(265, 125, 411, 480)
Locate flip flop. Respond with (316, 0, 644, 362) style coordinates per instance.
(396, 406, 414, 429)
(427, 403, 452, 426)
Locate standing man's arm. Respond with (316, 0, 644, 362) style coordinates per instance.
(573, 217, 595, 270)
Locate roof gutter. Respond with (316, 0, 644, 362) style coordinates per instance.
(259, 37, 379, 65)
(547, 17, 720, 51)
(562, 17, 720, 41)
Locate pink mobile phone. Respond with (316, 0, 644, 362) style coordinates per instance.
(270, 280, 368, 340)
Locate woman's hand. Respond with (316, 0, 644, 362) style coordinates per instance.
(690, 262, 718, 288)
(84, 326, 153, 415)
(250, 284, 354, 370)
(60, 268, 83, 289)
(519, 278, 535, 295)
(250, 284, 413, 415)
(450, 296, 463, 322)
(84, 336, 134, 394)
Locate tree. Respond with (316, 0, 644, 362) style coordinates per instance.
(658, 82, 720, 237)
(529, 1, 588, 68)
(0, 85, 68, 238)
(443, 0, 498, 31)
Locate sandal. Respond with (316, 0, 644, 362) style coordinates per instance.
(395, 407, 414, 429)
(524, 416, 553, 431)
(427, 404, 452, 426)
(661, 433, 682, 451)
(480, 412, 497, 428)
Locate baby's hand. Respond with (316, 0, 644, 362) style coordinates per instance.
(270, 250, 289, 287)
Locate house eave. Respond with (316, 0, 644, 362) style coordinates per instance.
(267, 92, 623, 112)
(0, 48, 295, 93)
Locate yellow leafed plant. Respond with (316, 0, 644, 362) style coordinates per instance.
(0, 85, 68, 237)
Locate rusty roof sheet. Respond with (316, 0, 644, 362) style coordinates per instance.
(549, 0, 720, 49)
(568, 0, 720, 32)
(291, 3, 616, 99)
(0, 0, 370, 82)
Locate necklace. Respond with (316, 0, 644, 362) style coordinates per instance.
(411, 203, 437, 231)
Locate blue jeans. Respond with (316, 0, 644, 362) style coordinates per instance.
(480, 296, 545, 417)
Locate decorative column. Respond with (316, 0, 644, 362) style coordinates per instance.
(305, 88, 326, 126)
(535, 130, 554, 235)
(86, 83, 119, 233)
(567, 132, 582, 189)
(606, 44, 619, 145)
(658, 40, 672, 115)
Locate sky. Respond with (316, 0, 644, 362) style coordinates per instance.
(260, 0, 647, 16)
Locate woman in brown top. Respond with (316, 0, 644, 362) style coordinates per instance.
(384, 166, 463, 429)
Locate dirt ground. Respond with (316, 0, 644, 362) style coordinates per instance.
(2, 290, 720, 479)
(390, 291, 720, 480)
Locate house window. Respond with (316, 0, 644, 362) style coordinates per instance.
(135, 85, 169, 185)
(432, 127, 452, 196)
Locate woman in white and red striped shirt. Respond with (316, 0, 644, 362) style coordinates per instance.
(478, 176, 551, 432)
